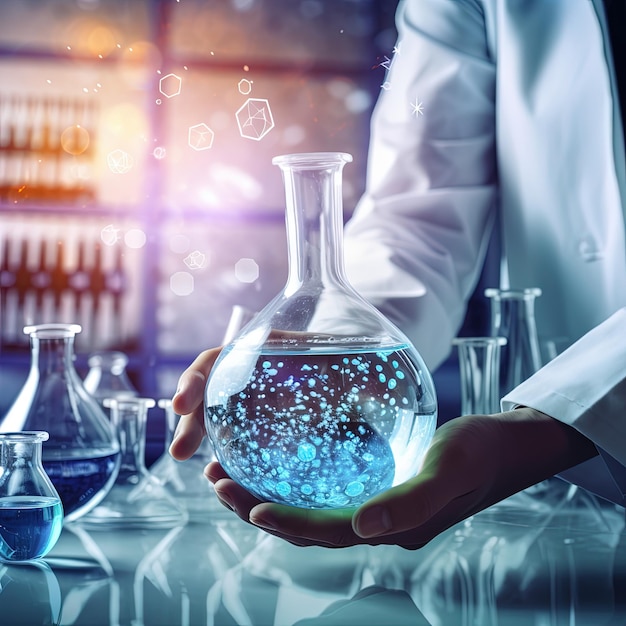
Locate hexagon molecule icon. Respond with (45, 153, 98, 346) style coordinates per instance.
(188, 123, 215, 151)
(107, 149, 133, 174)
(236, 98, 275, 141)
(159, 73, 182, 98)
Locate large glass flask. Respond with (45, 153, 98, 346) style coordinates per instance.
(79, 398, 188, 529)
(204, 152, 437, 509)
(0, 432, 63, 562)
(0, 324, 120, 522)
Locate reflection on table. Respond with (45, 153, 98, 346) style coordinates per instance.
(1, 482, 625, 625)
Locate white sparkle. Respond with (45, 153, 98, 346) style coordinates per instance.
(411, 98, 424, 117)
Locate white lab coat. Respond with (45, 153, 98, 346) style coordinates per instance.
(344, 0, 626, 504)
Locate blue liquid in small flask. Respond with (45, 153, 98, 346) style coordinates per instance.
(0, 432, 64, 562)
(205, 153, 438, 509)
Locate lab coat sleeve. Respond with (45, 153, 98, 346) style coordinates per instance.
(502, 307, 626, 506)
(344, 0, 497, 371)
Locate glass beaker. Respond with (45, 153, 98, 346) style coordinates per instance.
(204, 152, 438, 509)
(0, 324, 120, 523)
(452, 337, 507, 415)
(79, 398, 188, 530)
(151, 399, 224, 522)
(82, 351, 138, 411)
(484, 288, 543, 397)
(0, 432, 64, 562)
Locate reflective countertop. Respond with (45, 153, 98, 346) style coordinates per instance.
(2, 482, 625, 626)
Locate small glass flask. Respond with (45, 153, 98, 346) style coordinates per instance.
(484, 288, 543, 397)
(0, 324, 120, 523)
(0, 432, 64, 562)
(204, 153, 438, 509)
(150, 399, 224, 522)
(79, 398, 188, 530)
(83, 351, 138, 410)
(452, 337, 507, 415)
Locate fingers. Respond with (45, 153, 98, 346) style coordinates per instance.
(169, 411, 205, 460)
(169, 348, 222, 461)
(171, 348, 221, 416)
(352, 417, 492, 539)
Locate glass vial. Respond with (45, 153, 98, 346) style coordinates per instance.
(79, 398, 188, 530)
(204, 153, 437, 509)
(484, 288, 543, 396)
(452, 337, 507, 415)
(1, 324, 121, 522)
(0, 432, 63, 562)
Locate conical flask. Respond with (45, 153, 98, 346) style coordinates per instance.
(79, 398, 188, 530)
(204, 152, 437, 509)
(82, 351, 138, 411)
(0, 324, 120, 523)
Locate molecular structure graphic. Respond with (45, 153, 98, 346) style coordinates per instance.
(188, 123, 215, 150)
(107, 149, 133, 174)
(184, 250, 206, 270)
(159, 73, 182, 98)
(100, 224, 120, 246)
(235, 98, 275, 141)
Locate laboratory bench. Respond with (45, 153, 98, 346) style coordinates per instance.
(2, 482, 625, 626)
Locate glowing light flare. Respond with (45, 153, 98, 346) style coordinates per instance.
(170, 271, 194, 296)
(124, 228, 146, 249)
(235, 258, 259, 283)
(102, 103, 148, 140)
(61, 125, 90, 155)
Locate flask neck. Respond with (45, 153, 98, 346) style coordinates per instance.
(30, 334, 77, 377)
(277, 154, 351, 294)
(108, 400, 152, 481)
(1, 440, 41, 469)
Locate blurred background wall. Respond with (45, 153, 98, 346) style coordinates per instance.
(0, 0, 475, 453)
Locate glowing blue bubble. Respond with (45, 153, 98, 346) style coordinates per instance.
(345, 481, 365, 497)
(297, 442, 317, 462)
(276, 481, 291, 496)
(388, 378, 397, 390)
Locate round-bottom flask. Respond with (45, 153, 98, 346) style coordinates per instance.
(1, 325, 120, 523)
(79, 398, 188, 530)
(0, 432, 63, 562)
(204, 153, 437, 509)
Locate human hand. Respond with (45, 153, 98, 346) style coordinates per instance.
(169, 347, 222, 461)
(204, 407, 598, 549)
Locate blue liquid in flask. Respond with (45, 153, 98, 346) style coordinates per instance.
(206, 345, 435, 509)
(0, 496, 63, 562)
(43, 450, 120, 519)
